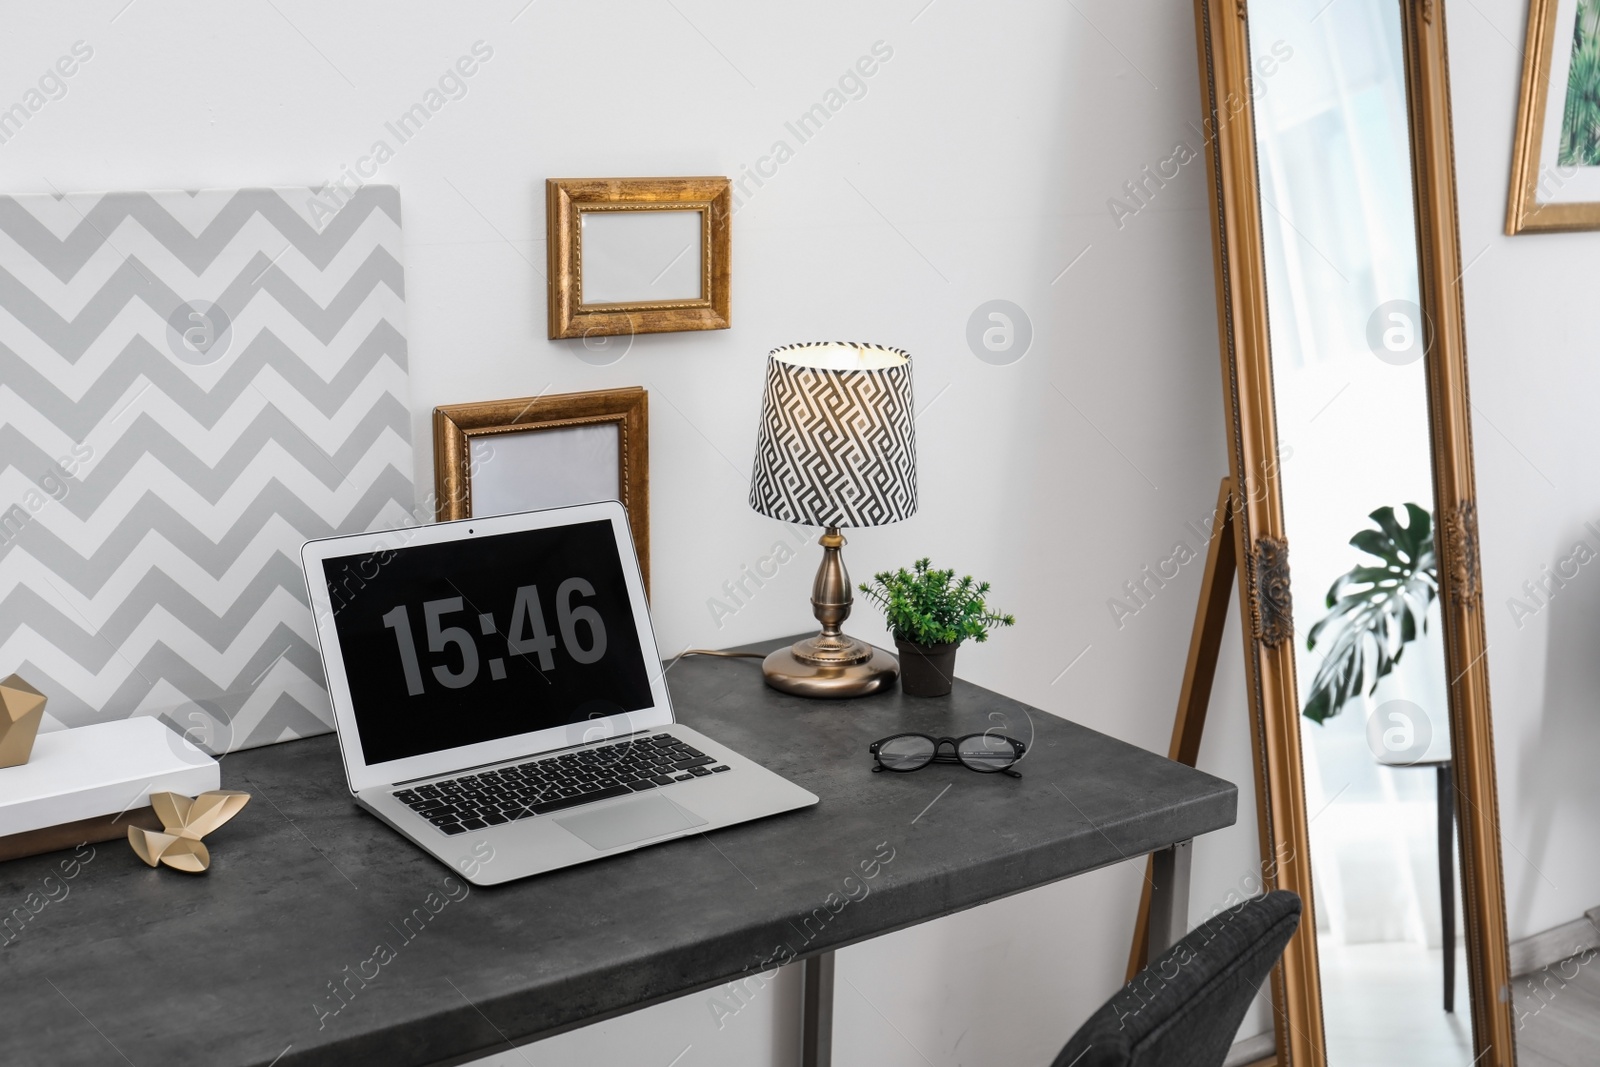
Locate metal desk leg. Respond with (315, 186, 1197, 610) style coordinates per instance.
(1148, 840, 1194, 957)
(800, 950, 835, 1067)
(1437, 763, 1456, 1013)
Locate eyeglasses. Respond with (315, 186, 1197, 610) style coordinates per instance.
(869, 732, 1026, 777)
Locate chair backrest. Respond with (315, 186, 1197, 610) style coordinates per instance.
(1052, 890, 1301, 1067)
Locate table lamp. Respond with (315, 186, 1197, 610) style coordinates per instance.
(748, 342, 917, 697)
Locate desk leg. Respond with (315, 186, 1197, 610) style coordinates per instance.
(801, 950, 835, 1067)
(1437, 764, 1455, 1013)
(1148, 840, 1193, 958)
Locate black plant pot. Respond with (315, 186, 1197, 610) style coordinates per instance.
(895, 639, 959, 697)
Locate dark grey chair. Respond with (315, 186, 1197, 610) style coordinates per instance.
(1051, 890, 1301, 1067)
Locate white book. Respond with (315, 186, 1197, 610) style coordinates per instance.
(0, 719, 220, 836)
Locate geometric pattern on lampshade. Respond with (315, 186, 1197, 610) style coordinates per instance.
(749, 342, 917, 528)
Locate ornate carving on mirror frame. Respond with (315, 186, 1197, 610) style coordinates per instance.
(1442, 499, 1482, 608)
(1247, 537, 1293, 647)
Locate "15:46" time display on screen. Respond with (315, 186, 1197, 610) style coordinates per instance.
(380, 580, 608, 696)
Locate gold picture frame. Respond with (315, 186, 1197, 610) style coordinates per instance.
(432, 387, 650, 592)
(1192, 0, 1516, 1063)
(1508, 0, 1600, 233)
(546, 177, 732, 339)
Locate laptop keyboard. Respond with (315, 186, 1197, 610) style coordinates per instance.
(392, 733, 731, 836)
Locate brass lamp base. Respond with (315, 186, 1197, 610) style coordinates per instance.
(762, 645, 899, 698)
(762, 526, 899, 699)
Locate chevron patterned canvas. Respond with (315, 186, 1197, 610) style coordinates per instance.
(750, 342, 918, 529)
(0, 186, 414, 753)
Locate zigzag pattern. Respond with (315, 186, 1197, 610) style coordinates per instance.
(0, 186, 414, 752)
(749, 346, 918, 527)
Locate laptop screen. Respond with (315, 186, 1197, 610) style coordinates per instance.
(320, 519, 655, 765)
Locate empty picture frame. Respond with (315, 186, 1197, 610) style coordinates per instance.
(433, 387, 650, 591)
(546, 177, 732, 339)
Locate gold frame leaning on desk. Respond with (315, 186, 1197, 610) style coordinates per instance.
(432, 386, 650, 593)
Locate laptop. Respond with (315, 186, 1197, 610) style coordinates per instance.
(301, 500, 818, 886)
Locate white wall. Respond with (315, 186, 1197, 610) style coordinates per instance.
(1447, 0, 1600, 946)
(0, 1, 1273, 1063)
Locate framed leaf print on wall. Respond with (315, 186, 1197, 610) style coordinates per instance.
(1509, 0, 1600, 232)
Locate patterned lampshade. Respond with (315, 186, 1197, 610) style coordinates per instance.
(749, 342, 918, 528)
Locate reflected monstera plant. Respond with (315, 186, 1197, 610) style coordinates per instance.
(1303, 503, 1439, 724)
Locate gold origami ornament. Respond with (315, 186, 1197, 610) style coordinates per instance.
(128, 790, 250, 873)
(0, 674, 47, 768)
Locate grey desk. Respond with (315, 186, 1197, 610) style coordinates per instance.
(0, 638, 1236, 1067)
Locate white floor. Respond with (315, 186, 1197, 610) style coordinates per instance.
(1318, 938, 1474, 1066)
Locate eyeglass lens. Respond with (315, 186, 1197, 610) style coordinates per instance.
(956, 733, 1018, 772)
(874, 733, 1020, 772)
(877, 734, 937, 770)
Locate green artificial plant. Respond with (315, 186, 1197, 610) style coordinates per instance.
(859, 558, 1015, 647)
(1302, 503, 1439, 724)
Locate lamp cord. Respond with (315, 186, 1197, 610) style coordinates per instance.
(677, 650, 766, 660)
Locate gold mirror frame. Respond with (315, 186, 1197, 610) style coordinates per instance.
(1192, 1, 1515, 1063)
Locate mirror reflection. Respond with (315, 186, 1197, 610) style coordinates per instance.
(579, 208, 704, 305)
(1250, 0, 1469, 1061)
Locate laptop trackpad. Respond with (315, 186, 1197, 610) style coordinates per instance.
(555, 794, 708, 851)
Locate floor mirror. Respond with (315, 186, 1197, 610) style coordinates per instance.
(1190, 0, 1516, 1063)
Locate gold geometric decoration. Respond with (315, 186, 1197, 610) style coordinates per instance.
(0, 674, 47, 768)
(128, 790, 250, 873)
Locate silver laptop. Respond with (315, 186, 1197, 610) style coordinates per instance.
(301, 500, 818, 886)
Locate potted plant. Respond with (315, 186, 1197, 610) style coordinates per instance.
(859, 558, 1015, 697)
